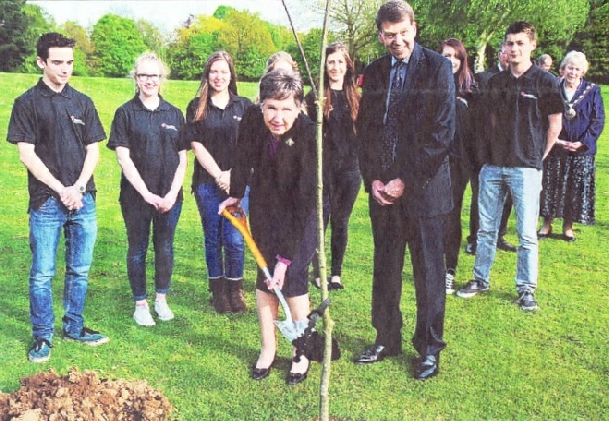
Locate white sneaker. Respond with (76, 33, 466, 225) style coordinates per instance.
(445, 271, 456, 295)
(154, 300, 174, 321)
(134, 303, 156, 326)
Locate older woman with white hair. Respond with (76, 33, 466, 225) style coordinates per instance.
(538, 51, 605, 241)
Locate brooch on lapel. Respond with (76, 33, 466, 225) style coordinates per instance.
(285, 138, 294, 147)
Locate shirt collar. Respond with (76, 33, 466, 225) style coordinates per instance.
(132, 94, 171, 111)
(36, 78, 73, 98)
(391, 56, 410, 66)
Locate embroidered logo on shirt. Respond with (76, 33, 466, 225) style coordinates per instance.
(71, 115, 85, 125)
(161, 123, 178, 131)
(520, 92, 538, 99)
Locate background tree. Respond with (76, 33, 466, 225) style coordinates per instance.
(60, 21, 93, 76)
(21, 4, 56, 73)
(165, 14, 225, 80)
(137, 19, 166, 55)
(568, 2, 609, 84)
(412, 0, 589, 72)
(90, 14, 147, 78)
(0, 0, 30, 72)
(218, 9, 276, 80)
(286, 28, 327, 84)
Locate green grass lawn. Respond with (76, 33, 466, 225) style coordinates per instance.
(1, 72, 608, 420)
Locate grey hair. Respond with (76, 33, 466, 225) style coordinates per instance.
(259, 70, 304, 105)
(560, 51, 589, 75)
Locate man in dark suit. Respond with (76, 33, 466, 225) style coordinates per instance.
(466, 45, 517, 255)
(354, 0, 454, 380)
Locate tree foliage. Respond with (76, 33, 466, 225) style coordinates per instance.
(137, 19, 166, 55)
(60, 21, 92, 76)
(568, 3, 609, 84)
(20, 4, 56, 73)
(90, 14, 147, 78)
(0, 0, 31, 72)
(412, 0, 589, 72)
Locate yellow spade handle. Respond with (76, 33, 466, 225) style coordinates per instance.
(221, 208, 268, 270)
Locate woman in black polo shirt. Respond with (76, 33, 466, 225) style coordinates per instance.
(185, 51, 252, 314)
(108, 52, 187, 326)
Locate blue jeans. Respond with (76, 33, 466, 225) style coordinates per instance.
(121, 202, 182, 301)
(29, 193, 97, 341)
(474, 165, 542, 293)
(194, 183, 249, 280)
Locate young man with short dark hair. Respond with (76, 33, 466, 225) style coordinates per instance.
(457, 22, 563, 311)
(7, 32, 108, 362)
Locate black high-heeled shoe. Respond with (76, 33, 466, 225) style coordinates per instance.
(286, 358, 310, 385)
(251, 360, 274, 381)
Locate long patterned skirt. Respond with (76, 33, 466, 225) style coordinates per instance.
(540, 155, 595, 225)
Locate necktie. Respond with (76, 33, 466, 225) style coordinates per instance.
(381, 61, 405, 170)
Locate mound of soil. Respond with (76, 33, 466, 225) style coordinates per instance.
(0, 368, 172, 420)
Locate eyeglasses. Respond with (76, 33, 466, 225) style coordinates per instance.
(136, 73, 160, 81)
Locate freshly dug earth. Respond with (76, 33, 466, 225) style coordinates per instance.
(0, 368, 172, 420)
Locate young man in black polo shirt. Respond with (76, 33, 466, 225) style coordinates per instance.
(457, 21, 563, 311)
(7, 33, 108, 362)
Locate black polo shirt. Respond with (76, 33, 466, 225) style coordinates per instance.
(486, 65, 563, 169)
(107, 95, 187, 205)
(7, 79, 106, 210)
(184, 94, 252, 188)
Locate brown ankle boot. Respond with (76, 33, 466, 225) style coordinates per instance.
(209, 278, 231, 314)
(229, 279, 246, 313)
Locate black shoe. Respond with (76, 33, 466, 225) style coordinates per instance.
(354, 345, 399, 364)
(497, 237, 517, 252)
(537, 230, 551, 240)
(251, 361, 274, 381)
(465, 242, 476, 255)
(329, 280, 344, 290)
(287, 359, 310, 385)
(414, 354, 439, 380)
(310, 278, 321, 290)
(456, 279, 489, 299)
(562, 234, 576, 242)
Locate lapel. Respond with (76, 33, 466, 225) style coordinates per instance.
(402, 43, 424, 106)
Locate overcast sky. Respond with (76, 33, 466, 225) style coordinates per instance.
(30, 0, 322, 33)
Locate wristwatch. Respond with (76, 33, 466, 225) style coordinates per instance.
(75, 184, 86, 194)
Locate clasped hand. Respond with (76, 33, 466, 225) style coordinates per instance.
(372, 178, 405, 206)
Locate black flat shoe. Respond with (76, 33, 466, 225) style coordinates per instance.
(537, 229, 551, 240)
(252, 361, 274, 381)
(287, 360, 310, 385)
(563, 234, 576, 242)
(414, 354, 439, 380)
(310, 278, 321, 290)
(329, 280, 344, 290)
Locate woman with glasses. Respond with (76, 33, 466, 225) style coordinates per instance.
(305, 42, 361, 290)
(108, 52, 187, 325)
(185, 51, 253, 313)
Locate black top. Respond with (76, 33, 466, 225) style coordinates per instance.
(7, 79, 106, 210)
(305, 89, 358, 176)
(107, 95, 187, 205)
(184, 94, 252, 188)
(486, 65, 563, 169)
(231, 105, 317, 261)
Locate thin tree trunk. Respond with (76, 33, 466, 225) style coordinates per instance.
(316, 1, 333, 420)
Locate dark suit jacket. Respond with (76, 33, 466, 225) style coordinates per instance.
(231, 105, 317, 262)
(357, 44, 455, 217)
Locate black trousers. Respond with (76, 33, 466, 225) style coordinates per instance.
(444, 157, 470, 271)
(369, 195, 447, 357)
(467, 166, 512, 243)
